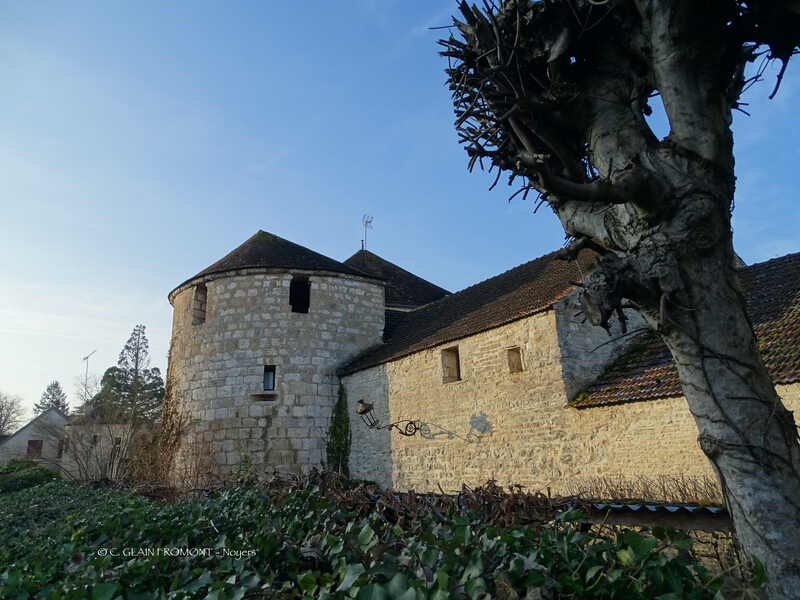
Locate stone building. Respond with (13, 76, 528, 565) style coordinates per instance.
(167, 230, 800, 490)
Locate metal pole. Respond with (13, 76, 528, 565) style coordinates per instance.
(82, 350, 96, 401)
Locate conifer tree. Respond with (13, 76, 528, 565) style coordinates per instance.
(86, 325, 165, 423)
(33, 380, 69, 415)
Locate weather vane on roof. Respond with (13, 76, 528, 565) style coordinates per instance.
(362, 214, 374, 250)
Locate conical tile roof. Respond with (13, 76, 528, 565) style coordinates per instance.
(344, 249, 450, 309)
(170, 230, 378, 297)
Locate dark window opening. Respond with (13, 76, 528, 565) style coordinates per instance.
(507, 347, 524, 373)
(91, 434, 99, 447)
(57, 439, 65, 459)
(441, 347, 461, 383)
(192, 283, 208, 325)
(263, 365, 276, 391)
(27, 439, 43, 458)
(289, 277, 310, 313)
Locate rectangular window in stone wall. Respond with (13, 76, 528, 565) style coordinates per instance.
(441, 347, 461, 383)
(290, 277, 310, 313)
(27, 439, 43, 458)
(507, 346, 524, 373)
(263, 365, 276, 391)
(192, 283, 208, 325)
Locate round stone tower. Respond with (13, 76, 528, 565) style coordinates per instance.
(166, 230, 385, 477)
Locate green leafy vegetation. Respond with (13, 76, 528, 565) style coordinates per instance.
(0, 475, 759, 599)
(0, 459, 58, 494)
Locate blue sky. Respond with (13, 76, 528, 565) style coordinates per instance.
(1, 1, 798, 418)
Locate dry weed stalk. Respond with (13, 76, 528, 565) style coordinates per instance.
(565, 473, 724, 506)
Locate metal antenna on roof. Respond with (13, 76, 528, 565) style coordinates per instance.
(362, 215, 374, 250)
(82, 349, 96, 402)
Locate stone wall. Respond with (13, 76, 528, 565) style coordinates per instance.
(345, 310, 574, 492)
(341, 364, 391, 487)
(168, 268, 384, 477)
(344, 308, 800, 495)
(555, 293, 646, 401)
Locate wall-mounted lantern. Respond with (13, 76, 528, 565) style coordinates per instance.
(355, 400, 489, 443)
(356, 400, 421, 436)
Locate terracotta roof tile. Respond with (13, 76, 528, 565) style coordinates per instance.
(342, 249, 596, 374)
(571, 252, 800, 408)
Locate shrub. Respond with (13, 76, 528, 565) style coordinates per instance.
(0, 458, 39, 475)
(0, 462, 58, 493)
(0, 476, 761, 599)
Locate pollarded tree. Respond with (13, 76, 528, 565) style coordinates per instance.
(439, 1, 799, 596)
(33, 380, 69, 415)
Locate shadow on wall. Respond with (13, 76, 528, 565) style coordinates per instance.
(418, 412, 494, 443)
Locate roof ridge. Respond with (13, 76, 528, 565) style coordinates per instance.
(743, 250, 800, 271)
(447, 249, 564, 297)
(350, 249, 450, 294)
(342, 247, 591, 374)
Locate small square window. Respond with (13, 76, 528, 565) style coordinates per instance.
(507, 347, 524, 373)
(263, 365, 276, 391)
(441, 347, 461, 383)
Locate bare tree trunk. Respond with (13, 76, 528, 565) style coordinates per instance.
(440, 1, 800, 594)
(653, 246, 800, 596)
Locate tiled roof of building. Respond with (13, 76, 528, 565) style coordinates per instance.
(170, 230, 378, 297)
(571, 252, 800, 408)
(383, 309, 408, 342)
(344, 249, 450, 308)
(342, 249, 597, 374)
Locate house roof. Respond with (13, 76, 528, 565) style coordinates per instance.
(571, 252, 800, 408)
(342, 248, 597, 374)
(344, 249, 450, 308)
(170, 230, 379, 299)
(0, 407, 68, 446)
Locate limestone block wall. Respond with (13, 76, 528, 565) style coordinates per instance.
(344, 307, 800, 495)
(555, 293, 646, 401)
(345, 310, 576, 492)
(569, 382, 800, 484)
(168, 268, 384, 477)
(341, 364, 391, 487)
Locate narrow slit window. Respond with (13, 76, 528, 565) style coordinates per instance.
(441, 347, 461, 383)
(289, 276, 310, 313)
(192, 283, 208, 325)
(507, 347, 524, 373)
(91, 434, 99, 447)
(263, 365, 276, 391)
